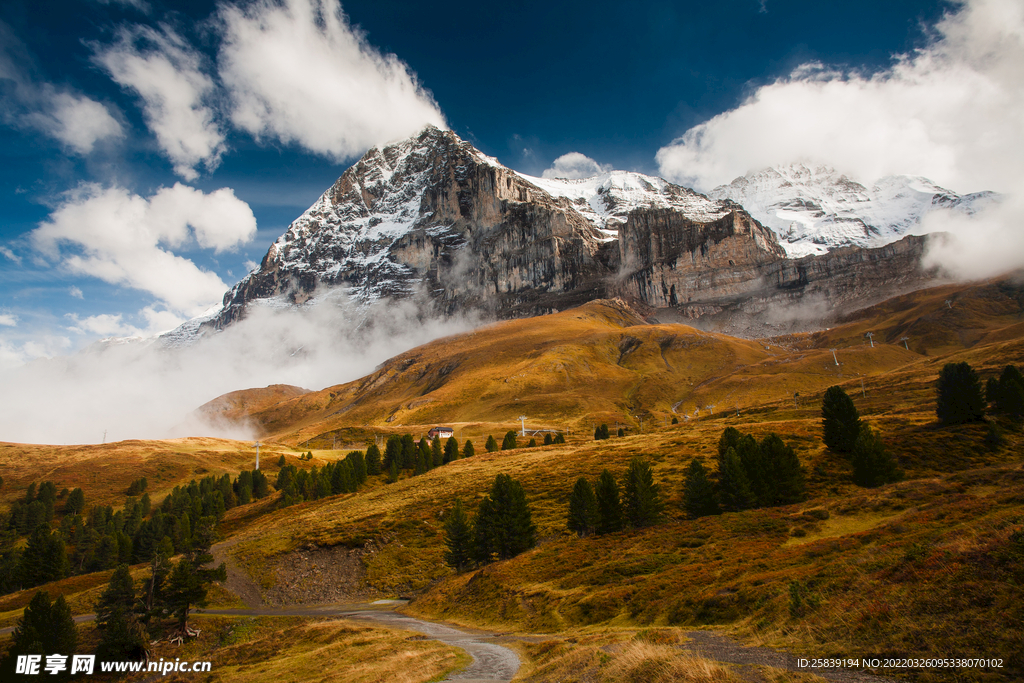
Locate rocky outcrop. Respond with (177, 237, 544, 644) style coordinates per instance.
(211, 126, 613, 327)
(177, 127, 948, 342)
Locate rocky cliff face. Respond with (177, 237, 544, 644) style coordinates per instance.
(178, 127, 948, 342)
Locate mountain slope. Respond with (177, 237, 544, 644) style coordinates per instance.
(197, 277, 1024, 444)
(709, 164, 997, 257)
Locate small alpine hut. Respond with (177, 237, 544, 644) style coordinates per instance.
(427, 426, 455, 440)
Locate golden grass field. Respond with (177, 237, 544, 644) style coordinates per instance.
(1, 276, 1023, 681)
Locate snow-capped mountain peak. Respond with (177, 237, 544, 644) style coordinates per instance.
(708, 163, 997, 257)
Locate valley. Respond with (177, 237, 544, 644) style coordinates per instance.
(1, 276, 1023, 681)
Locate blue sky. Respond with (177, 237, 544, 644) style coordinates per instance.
(1, 0, 1021, 369)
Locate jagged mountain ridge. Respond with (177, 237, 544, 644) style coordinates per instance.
(165, 128, 967, 344)
(708, 164, 996, 257)
(203, 126, 751, 331)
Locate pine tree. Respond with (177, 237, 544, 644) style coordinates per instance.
(277, 454, 286, 468)
(936, 361, 985, 425)
(485, 435, 498, 452)
(443, 498, 474, 572)
(431, 436, 444, 467)
(851, 426, 902, 488)
(65, 488, 85, 516)
(472, 474, 536, 563)
(821, 386, 863, 452)
(444, 436, 459, 463)
(401, 434, 416, 470)
(463, 439, 475, 457)
(19, 524, 68, 588)
(682, 458, 719, 518)
(95, 564, 147, 662)
(161, 517, 226, 633)
(758, 433, 805, 506)
(566, 477, 598, 537)
(0, 592, 78, 680)
(387, 458, 399, 483)
(622, 458, 664, 527)
(594, 470, 623, 534)
(553, 432, 566, 444)
(543, 433, 553, 445)
(501, 430, 518, 450)
(716, 447, 754, 512)
(366, 444, 382, 474)
(989, 365, 1024, 419)
(383, 436, 402, 471)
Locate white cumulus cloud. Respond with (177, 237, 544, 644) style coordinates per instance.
(31, 183, 256, 317)
(541, 152, 611, 180)
(656, 0, 1024, 195)
(0, 314, 17, 327)
(95, 25, 224, 180)
(217, 0, 446, 161)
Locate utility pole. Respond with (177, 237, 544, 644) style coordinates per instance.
(252, 441, 261, 470)
(518, 415, 527, 437)
(860, 376, 866, 398)
(830, 348, 839, 366)
(102, 430, 107, 444)
(945, 299, 953, 309)
(866, 332, 875, 348)
(899, 336, 910, 351)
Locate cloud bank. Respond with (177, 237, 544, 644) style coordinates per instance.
(0, 293, 480, 444)
(217, 0, 447, 160)
(656, 0, 1024, 195)
(31, 183, 256, 317)
(541, 152, 610, 180)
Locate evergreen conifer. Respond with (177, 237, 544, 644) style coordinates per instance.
(501, 430, 518, 450)
(464, 439, 475, 457)
(443, 498, 474, 572)
(622, 457, 664, 527)
(444, 436, 460, 463)
(567, 477, 597, 537)
(716, 446, 754, 512)
(682, 458, 719, 518)
(594, 470, 623, 534)
(821, 386, 862, 452)
(472, 474, 536, 563)
(1, 592, 78, 680)
(485, 435, 498, 452)
(936, 361, 985, 424)
(851, 426, 902, 487)
(365, 444, 382, 474)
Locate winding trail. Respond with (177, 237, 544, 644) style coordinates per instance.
(199, 602, 520, 682)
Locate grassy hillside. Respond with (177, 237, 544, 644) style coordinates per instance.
(2, 277, 1023, 682)
(206, 278, 1024, 448)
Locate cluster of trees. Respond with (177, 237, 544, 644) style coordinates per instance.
(443, 474, 536, 572)
(567, 458, 664, 536)
(482, 431, 564, 452)
(0, 468, 268, 598)
(987, 365, 1024, 420)
(382, 435, 470, 482)
(0, 517, 225, 675)
(683, 428, 806, 518)
(935, 361, 1023, 425)
(5, 481, 83, 536)
(821, 386, 902, 488)
(126, 477, 148, 496)
(276, 450, 368, 506)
